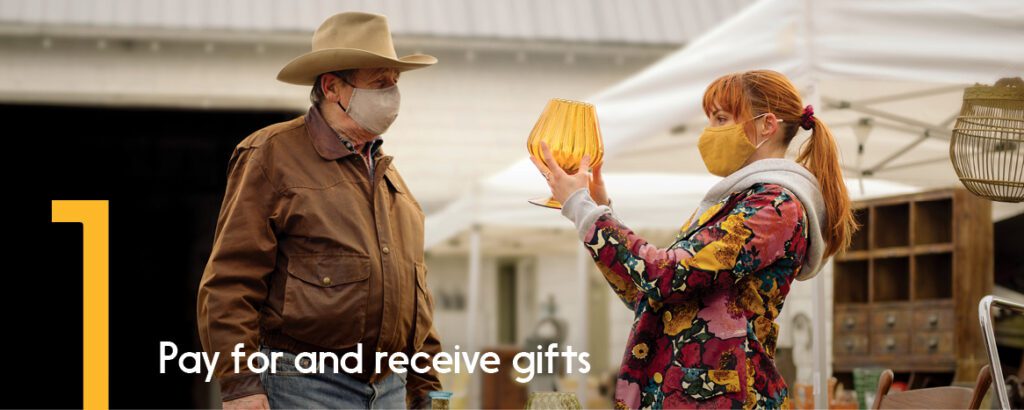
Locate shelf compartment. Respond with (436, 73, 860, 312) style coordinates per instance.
(872, 204, 910, 248)
(913, 252, 953, 300)
(873, 257, 910, 302)
(848, 207, 870, 251)
(913, 199, 953, 245)
(834, 260, 869, 304)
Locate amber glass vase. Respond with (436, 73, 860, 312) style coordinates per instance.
(526, 98, 604, 209)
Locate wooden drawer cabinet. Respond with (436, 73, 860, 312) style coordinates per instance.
(912, 331, 954, 356)
(832, 189, 992, 384)
(912, 307, 954, 331)
(871, 306, 912, 332)
(835, 308, 869, 333)
(835, 334, 869, 355)
(871, 333, 910, 355)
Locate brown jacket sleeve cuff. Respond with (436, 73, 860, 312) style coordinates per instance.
(219, 372, 265, 402)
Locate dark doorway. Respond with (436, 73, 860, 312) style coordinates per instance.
(4, 103, 299, 408)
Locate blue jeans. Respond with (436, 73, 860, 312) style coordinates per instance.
(259, 346, 407, 409)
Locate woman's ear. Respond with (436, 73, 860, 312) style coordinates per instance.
(761, 113, 780, 137)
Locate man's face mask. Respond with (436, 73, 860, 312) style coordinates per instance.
(337, 79, 401, 136)
(697, 113, 779, 177)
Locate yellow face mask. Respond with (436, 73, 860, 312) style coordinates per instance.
(697, 113, 778, 177)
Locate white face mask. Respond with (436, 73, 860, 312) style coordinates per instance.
(338, 84, 401, 136)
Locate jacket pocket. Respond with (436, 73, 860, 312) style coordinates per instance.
(412, 262, 434, 352)
(281, 253, 371, 349)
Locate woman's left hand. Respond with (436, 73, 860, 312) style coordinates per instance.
(530, 141, 592, 204)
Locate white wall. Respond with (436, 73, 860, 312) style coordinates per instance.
(0, 33, 668, 212)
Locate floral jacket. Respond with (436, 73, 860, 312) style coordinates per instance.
(582, 182, 809, 409)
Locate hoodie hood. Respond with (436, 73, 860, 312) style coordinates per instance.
(685, 158, 828, 281)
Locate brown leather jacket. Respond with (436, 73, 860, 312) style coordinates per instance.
(197, 105, 442, 408)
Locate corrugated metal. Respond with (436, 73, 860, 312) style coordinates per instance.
(0, 0, 756, 44)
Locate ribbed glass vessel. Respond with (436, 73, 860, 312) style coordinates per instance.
(527, 98, 604, 209)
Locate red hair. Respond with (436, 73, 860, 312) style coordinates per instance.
(702, 69, 858, 258)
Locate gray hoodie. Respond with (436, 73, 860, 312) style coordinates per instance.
(561, 157, 828, 281)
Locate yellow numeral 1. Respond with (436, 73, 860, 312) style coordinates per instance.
(52, 200, 109, 410)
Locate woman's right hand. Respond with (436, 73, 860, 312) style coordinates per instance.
(589, 161, 610, 206)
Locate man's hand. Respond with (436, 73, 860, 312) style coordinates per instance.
(223, 394, 269, 410)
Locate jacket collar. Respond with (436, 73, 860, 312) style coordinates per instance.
(304, 104, 384, 161)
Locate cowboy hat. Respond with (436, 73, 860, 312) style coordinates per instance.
(277, 12, 436, 85)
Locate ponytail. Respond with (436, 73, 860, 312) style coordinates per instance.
(795, 117, 858, 258)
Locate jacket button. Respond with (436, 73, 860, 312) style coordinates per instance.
(382, 246, 390, 254)
(321, 276, 332, 285)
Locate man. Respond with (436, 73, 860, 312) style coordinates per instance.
(197, 12, 442, 409)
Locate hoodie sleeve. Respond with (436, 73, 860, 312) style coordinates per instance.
(562, 183, 808, 305)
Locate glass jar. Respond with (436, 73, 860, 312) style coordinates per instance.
(428, 390, 453, 410)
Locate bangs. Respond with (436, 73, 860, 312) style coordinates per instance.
(702, 73, 750, 120)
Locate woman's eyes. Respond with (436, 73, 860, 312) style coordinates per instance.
(716, 116, 728, 124)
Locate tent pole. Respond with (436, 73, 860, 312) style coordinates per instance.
(467, 225, 482, 408)
(812, 264, 829, 409)
(866, 133, 931, 173)
(823, 97, 952, 140)
(576, 245, 590, 405)
(800, 0, 830, 406)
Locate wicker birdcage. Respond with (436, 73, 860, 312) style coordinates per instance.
(950, 77, 1024, 203)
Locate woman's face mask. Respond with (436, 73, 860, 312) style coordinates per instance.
(697, 112, 779, 177)
(338, 81, 401, 136)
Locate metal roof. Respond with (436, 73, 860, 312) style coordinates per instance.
(0, 0, 755, 45)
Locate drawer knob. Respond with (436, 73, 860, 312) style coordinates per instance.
(885, 337, 896, 351)
(844, 340, 854, 351)
(844, 317, 855, 329)
(928, 337, 939, 350)
(927, 314, 939, 328)
(885, 314, 897, 328)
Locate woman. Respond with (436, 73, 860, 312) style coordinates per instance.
(531, 70, 857, 409)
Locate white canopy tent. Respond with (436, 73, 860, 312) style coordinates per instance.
(427, 0, 1024, 406)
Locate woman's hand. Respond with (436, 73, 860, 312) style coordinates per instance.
(530, 141, 592, 205)
(589, 161, 609, 206)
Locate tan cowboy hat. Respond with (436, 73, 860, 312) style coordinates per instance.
(277, 12, 436, 85)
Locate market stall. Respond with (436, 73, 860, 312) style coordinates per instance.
(426, 0, 1024, 406)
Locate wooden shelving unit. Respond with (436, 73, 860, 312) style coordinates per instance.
(832, 188, 993, 387)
